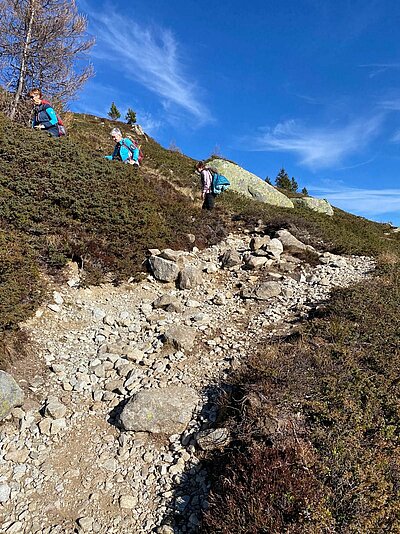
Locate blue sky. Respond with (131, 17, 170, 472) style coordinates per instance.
(74, 0, 400, 226)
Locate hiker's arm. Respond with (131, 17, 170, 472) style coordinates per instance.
(131, 147, 139, 162)
(105, 144, 119, 161)
(201, 170, 211, 197)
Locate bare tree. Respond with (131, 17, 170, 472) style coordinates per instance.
(0, 0, 94, 120)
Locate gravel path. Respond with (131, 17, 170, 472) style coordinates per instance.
(0, 232, 375, 533)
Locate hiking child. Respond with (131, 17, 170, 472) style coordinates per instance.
(196, 161, 215, 210)
(105, 128, 140, 165)
(29, 88, 60, 138)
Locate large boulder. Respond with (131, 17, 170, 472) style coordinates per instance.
(275, 229, 313, 254)
(0, 371, 24, 420)
(293, 197, 334, 216)
(148, 255, 180, 282)
(119, 386, 200, 435)
(178, 265, 203, 290)
(210, 159, 294, 208)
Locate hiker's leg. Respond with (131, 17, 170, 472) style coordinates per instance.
(202, 193, 215, 210)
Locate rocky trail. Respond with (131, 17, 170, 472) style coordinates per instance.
(0, 228, 375, 534)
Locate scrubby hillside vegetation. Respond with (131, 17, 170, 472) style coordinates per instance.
(1, 112, 400, 531)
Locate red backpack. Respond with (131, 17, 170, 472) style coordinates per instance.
(125, 136, 144, 163)
(41, 99, 66, 136)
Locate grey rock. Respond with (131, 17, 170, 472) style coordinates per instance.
(203, 262, 218, 273)
(254, 281, 282, 300)
(159, 249, 184, 262)
(163, 325, 197, 351)
(250, 236, 271, 251)
(0, 371, 24, 420)
(293, 196, 334, 216)
(119, 386, 199, 435)
(210, 158, 294, 208)
(45, 399, 67, 419)
(53, 291, 64, 305)
(0, 483, 11, 503)
(275, 229, 310, 254)
(245, 256, 270, 269)
(153, 294, 183, 312)
(178, 266, 203, 290)
(196, 428, 231, 450)
(148, 256, 180, 282)
(266, 238, 284, 259)
(220, 249, 242, 268)
(77, 516, 94, 531)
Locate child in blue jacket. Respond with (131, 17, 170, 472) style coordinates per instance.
(105, 128, 140, 165)
(29, 88, 60, 138)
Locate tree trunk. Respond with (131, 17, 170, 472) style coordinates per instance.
(9, 0, 36, 120)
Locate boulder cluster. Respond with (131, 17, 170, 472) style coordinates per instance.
(0, 228, 375, 533)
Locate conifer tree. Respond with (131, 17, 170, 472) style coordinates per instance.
(275, 168, 292, 191)
(301, 187, 309, 196)
(125, 108, 136, 125)
(108, 102, 121, 120)
(291, 177, 298, 193)
(0, 0, 94, 120)
(265, 176, 272, 185)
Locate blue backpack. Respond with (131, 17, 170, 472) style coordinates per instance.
(211, 172, 230, 195)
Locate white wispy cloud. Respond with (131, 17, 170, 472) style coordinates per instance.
(359, 63, 400, 78)
(85, 5, 211, 124)
(380, 99, 400, 111)
(309, 183, 400, 218)
(247, 116, 384, 169)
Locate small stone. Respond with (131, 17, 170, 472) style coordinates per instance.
(53, 291, 64, 305)
(38, 418, 52, 436)
(5, 521, 23, 534)
(48, 303, 61, 313)
(119, 495, 136, 509)
(77, 516, 94, 531)
(51, 418, 67, 435)
(0, 483, 11, 503)
(5, 447, 29, 463)
(45, 399, 67, 419)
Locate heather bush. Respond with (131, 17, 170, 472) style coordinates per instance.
(204, 264, 400, 532)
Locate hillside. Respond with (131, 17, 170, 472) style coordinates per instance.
(1, 112, 400, 533)
(1, 112, 399, 342)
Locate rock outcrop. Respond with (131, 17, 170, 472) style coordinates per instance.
(0, 371, 24, 420)
(210, 158, 294, 208)
(293, 197, 334, 216)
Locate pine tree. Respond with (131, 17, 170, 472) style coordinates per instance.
(0, 0, 94, 120)
(125, 108, 136, 125)
(275, 168, 292, 191)
(108, 102, 121, 120)
(265, 176, 272, 185)
(291, 177, 298, 193)
(301, 187, 309, 196)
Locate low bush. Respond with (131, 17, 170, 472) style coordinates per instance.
(203, 264, 400, 532)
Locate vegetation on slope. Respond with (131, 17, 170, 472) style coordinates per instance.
(0, 113, 226, 339)
(203, 261, 400, 533)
